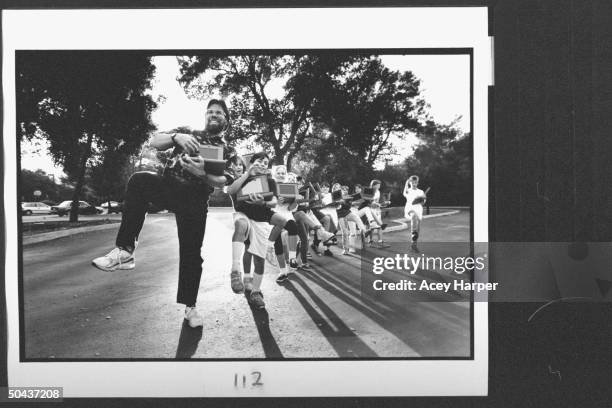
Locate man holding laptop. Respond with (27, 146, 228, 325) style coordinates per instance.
(92, 99, 236, 328)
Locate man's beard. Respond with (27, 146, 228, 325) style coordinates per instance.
(206, 119, 226, 134)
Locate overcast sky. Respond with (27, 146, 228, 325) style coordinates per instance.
(21, 54, 470, 177)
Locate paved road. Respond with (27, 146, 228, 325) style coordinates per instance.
(22, 209, 471, 359)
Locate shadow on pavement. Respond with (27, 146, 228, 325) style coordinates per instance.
(246, 295, 284, 359)
(175, 320, 203, 359)
(282, 276, 378, 358)
(296, 265, 470, 357)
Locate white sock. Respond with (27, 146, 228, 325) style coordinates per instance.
(253, 272, 264, 291)
(288, 250, 296, 260)
(279, 266, 287, 276)
(232, 242, 244, 272)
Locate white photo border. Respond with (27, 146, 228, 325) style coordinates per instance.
(3, 7, 490, 397)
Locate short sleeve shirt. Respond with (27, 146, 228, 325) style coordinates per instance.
(233, 174, 278, 222)
(405, 188, 425, 206)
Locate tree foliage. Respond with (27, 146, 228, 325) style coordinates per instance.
(178, 54, 351, 168)
(405, 120, 472, 206)
(17, 51, 157, 220)
(20, 169, 73, 204)
(177, 54, 426, 171)
(311, 57, 426, 165)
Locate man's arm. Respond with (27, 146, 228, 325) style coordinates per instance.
(150, 131, 175, 151)
(151, 131, 200, 154)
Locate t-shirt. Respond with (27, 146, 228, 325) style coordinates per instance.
(372, 190, 381, 203)
(405, 188, 425, 206)
(161, 128, 237, 194)
(337, 192, 361, 218)
(233, 174, 278, 222)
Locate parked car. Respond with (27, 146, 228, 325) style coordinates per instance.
(100, 201, 124, 214)
(51, 200, 103, 216)
(21, 202, 53, 215)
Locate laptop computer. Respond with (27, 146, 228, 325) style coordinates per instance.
(236, 175, 275, 202)
(199, 144, 226, 176)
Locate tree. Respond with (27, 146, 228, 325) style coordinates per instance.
(178, 54, 427, 174)
(90, 150, 133, 206)
(311, 56, 426, 166)
(20, 169, 73, 203)
(404, 120, 472, 206)
(17, 51, 157, 221)
(177, 54, 354, 169)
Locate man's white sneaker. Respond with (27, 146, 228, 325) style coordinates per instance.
(92, 247, 135, 272)
(184, 307, 204, 328)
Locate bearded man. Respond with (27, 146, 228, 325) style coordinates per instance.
(92, 99, 236, 328)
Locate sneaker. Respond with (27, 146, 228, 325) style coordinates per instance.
(323, 248, 334, 256)
(184, 306, 203, 328)
(289, 258, 299, 272)
(322, 234, 337, 246)
(243, 276, 254, 292)
(92, 247, 135, 272)
(276, 273, 288, 284)
(318, 230, 335, 242)
(248, 291, 265, 309)
(230, 270, 244, 294)
(311, 243, 322, 256)
(299, 263, 312, 270)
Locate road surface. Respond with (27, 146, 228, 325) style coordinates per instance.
(22, 209, 471, 359)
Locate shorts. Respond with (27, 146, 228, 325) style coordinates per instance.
(274, 203, 294, 219)
(404, 203, 423, 220)
(238, 204, 276, 223)
(233, 212, 272, 259)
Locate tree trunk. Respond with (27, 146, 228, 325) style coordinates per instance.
(69, 132, 93, 222)
(286, 149, 296, 172)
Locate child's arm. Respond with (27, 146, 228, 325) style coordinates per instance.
(266, 196, 278, 208)
(227, 164, 262, 195)
(227, 172, 249, 195)
(403, 181, 411, 198)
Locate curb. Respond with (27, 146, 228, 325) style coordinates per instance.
(23, 223, 120, 246)
(21, 209, 462, 246)
(385, 210, 461, 233)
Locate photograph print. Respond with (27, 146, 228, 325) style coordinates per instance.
(17, 50, 473, 360)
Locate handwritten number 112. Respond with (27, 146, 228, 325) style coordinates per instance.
(234, 372, 263, 388)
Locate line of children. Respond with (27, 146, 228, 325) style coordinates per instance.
(226, 154, 415, 307)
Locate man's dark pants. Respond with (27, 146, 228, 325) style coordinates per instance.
(115, 171, 208, 306)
